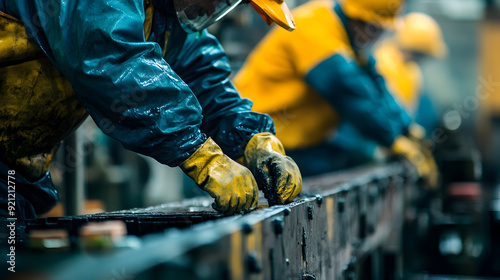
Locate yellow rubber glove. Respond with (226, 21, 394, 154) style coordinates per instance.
(392, 136, 438, 187)
(180, 138, 259, 215)
(243, 133, 302, 205)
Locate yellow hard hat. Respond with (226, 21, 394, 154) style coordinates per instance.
(396, 12, 447, 58)
(338, 0, 404, 29)
(250, 0, 296, 31)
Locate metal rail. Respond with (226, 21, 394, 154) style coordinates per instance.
(11, 162, 414, 280)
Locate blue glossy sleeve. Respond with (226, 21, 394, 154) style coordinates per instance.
(171, 30, 276, 159)
(305, 54, 412, 147)
(6, 0, 207, 166)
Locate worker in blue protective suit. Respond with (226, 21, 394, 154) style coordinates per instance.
(0, 0, 301, 219)
(234, 0, 438, 183)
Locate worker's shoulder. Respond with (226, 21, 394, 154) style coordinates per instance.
(292, 0, 334, 15)
(292, 0, 337, 24)
(258, 0, 349, 67)
(284, 0, 345, 43)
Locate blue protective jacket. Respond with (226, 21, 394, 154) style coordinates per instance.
(0, 0, 275, 166)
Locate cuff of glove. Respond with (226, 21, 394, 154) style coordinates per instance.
(244, 133, 286, 167)
(179, 138, 222, 186)
(408, 123, 426, 140)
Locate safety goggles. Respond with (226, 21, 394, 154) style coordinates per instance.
(174, 0, 243, 33)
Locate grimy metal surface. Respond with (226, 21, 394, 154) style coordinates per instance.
(15, 162, 413, 280)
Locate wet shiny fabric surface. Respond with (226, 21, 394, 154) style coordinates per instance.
(0, 0, 274, 167)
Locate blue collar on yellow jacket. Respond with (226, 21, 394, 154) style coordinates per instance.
(334, 3, 360, 57)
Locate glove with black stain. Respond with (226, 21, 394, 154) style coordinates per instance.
(242, 133, 302, 206)
(180, 138, 259, 215)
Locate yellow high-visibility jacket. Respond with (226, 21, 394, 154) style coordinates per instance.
(374, 39, 423, 115)
(234, 0, 411, 151)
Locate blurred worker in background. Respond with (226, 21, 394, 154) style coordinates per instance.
(234, 0, 438, 182)
(0, 0, 302, 219)
(374, 12, 447, 134)
(327, 12, 447, 177)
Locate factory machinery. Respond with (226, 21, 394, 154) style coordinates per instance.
(2, 152, 500, 280)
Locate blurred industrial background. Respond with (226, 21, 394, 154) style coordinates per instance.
(4, 0, 500, 279)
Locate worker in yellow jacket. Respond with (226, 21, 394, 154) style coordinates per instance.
(234, 0, 437, 181)
(328, 12, 447, 177)
(375, 12, 447, 130)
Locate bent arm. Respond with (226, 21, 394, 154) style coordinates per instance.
(305, 54, 412, 147)
(171, 30, 275, 159)
(11, 0, 207, 166)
